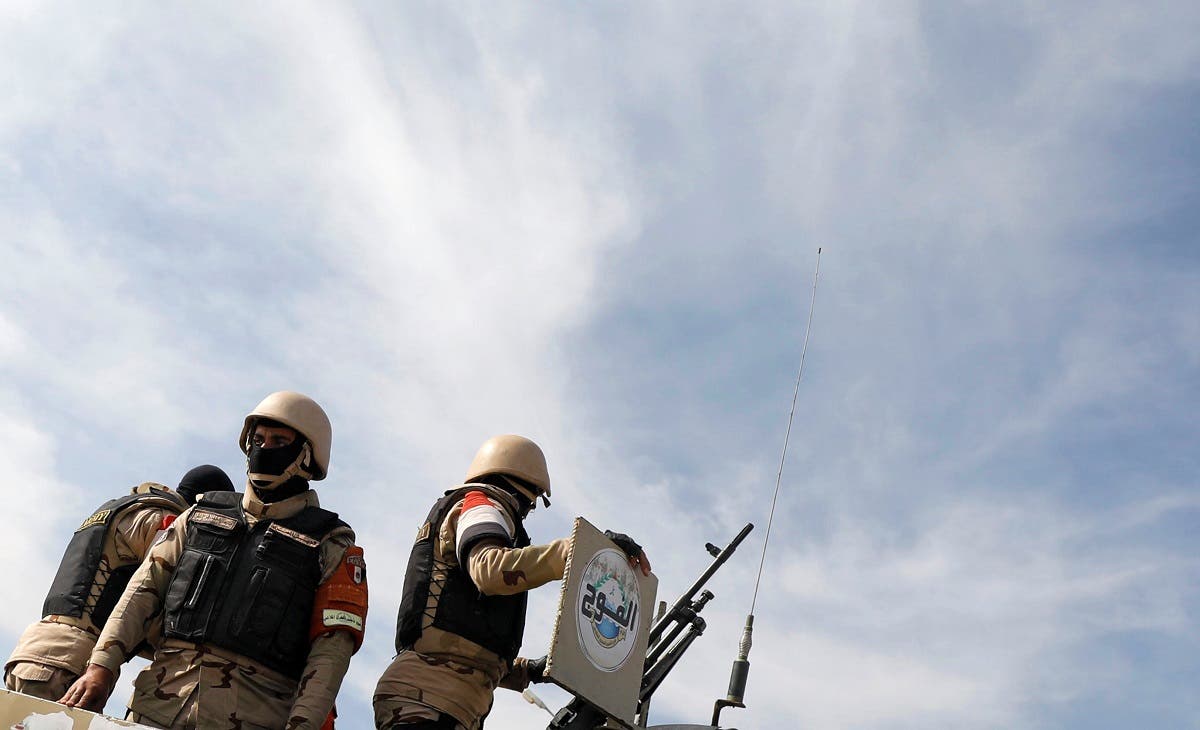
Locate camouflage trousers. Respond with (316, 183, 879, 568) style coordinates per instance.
(126, 700, 274, 730)
(125, 710, 168, 728)
(372, 696, 467, 730)
(3, 662, 78, 702)
(126, 706, 197, 729)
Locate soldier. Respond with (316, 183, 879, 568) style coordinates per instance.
(174, 464, 236, 508)
(60, 391, 369, 730)
(373, 434, 650, 730)
(3, 468, 230, 702)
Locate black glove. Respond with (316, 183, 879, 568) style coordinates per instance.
(527, 655, 548, 684)
(604, 530, 643, 560)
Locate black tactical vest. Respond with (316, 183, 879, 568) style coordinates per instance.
(42, 488, 187, 627)
(162, 491, 345, 678)
(394, 486, 531, 664)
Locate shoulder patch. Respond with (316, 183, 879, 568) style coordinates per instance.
(462, 490, 495, 512)
(322, 608, 364, 632)
(455, 491, 515, 565)
(345, 553, 366, 584)
(77, 509, 113, 532)
(191, 511, 238, 531)
(415, 521, 431, 543)
(268, 523, 321, 547)
(311, 545, 368, 651)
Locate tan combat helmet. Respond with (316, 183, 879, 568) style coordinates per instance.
(465, 434, 551, 507)
(239, 391, 333, 480)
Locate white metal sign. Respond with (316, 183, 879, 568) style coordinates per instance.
(546, 517, 657, 728)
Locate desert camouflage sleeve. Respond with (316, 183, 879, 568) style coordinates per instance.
(286, 527, 357, 730)
(467, 537, 571, 596)
(286, 632, 354, 730)
(89, 508, 189, 672)
(113, 506, 171, 561)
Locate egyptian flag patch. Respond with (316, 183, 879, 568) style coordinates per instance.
(455, 490, 515, 565)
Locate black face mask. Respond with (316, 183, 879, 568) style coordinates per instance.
(248, 438, 305, 479)
(247, 438, 310, 502)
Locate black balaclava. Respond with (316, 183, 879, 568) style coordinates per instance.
(247, 430, 312, 503)
(177, 464, 236, 506)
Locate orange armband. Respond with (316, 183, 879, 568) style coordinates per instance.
(310, 546, 368, 651)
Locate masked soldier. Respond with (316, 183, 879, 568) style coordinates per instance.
(60, 391, 369, 730)
(4, 468, 231, 702)
(373, 434, 650, 730)
(174, 464, 236, 508)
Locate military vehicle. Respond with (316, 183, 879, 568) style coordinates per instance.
(0, 687, 153, 729)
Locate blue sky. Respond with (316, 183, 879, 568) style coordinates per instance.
(1, 3, 1197, 729)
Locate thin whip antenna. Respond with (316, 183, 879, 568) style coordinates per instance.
(751, 246, 822, 613)
(715, 248, 822, 726)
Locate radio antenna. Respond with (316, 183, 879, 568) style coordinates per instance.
(715, 246, 823, 728)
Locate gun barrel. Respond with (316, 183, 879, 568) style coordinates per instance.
(648, 523, 753, 645)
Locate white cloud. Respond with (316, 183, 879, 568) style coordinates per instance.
(1, 2, 1197, 729)
(0, 399, 81, 637)
(631, 490, 1196, 730)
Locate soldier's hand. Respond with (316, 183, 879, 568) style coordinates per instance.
(604, 530, 652, 576)
(59, 663, 115, 712)
(526, 655, 548, 684)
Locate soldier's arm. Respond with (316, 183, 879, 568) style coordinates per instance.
(467, 538, 570, 596)
(112, 505, 174, 659)
(287, 530, 366, 730)
(90, 509, 186, 670)
(451, 490, 569, 595)
(114, 506, 171, 560)
(62, 510, 187, 710)
(286, 631, 354, 730)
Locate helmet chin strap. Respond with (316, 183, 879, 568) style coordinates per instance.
(499, 475, 549, 510)
(249, 442, 315, 491)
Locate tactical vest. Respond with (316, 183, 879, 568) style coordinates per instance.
(43, 488, 187, 628)
(162, 491, 345, 678)
(394, 486, 531, 664)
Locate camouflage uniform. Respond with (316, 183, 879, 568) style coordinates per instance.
(90, 487, 358, 730)
(4, 483, 180, 701)
(373, 487, 569, 730)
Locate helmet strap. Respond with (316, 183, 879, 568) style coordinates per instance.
(248, 441, 315, 491)
(497, 475, 539, 507)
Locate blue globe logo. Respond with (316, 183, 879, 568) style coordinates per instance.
(577, 547, 642, 671)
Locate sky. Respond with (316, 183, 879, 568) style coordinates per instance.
(1, 2, 1198, 729)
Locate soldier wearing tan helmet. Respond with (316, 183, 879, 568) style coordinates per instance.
(4, 480, 197, 702)
(373, 435, 650, 730)
(61, 392, 369, 730)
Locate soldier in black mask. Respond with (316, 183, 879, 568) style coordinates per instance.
(175, 464, 236, 507)
(62, 392, 368, 730)
(4, 481, 189, 702)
